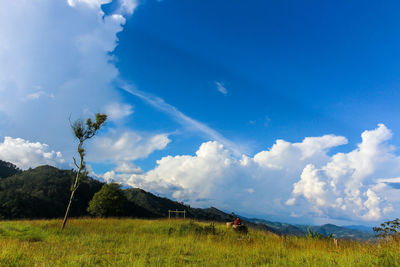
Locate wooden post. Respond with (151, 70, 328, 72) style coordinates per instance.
(167, 209, 187, 219)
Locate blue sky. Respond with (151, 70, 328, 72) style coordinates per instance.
(111, 0, 400, 164)
(2, 0, 400, 225)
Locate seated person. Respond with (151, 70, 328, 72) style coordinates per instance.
(234, 217, 241, 225)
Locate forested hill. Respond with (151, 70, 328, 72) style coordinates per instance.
(0, 163, 239, 223)
(0, 165, 102, 219)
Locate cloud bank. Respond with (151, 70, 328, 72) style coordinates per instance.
(102, 124, 400, 224)
(0, 137, 64, 170)
(0, 0, 138, 161)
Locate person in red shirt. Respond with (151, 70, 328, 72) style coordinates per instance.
(234, 218, 241, 225)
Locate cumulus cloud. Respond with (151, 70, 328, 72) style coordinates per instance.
(0, 137, 64, 170)
(0, 0, 137, 160)
(105, 133, 350, 219)
(87, 130, 171, 163)
(100, 124, 400, 224)
(287, 124, 400, 221)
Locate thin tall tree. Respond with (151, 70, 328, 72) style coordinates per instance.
(61, 113, 107, 230)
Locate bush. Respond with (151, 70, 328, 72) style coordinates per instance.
(87, 183, 126, 217)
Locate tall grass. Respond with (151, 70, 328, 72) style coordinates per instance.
(0, 218, 398, 266)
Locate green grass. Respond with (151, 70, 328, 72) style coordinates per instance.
(0, 218, 398, 266)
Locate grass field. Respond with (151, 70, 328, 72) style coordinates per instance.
(0, 218, 399, 266)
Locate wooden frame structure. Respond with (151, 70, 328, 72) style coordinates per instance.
(168, 209, 186, 219)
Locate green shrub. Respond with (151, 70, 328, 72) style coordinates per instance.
(87, 183, 126, 217)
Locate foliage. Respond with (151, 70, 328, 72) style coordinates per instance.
(87, 183, 126, 217)
(373, 218, 400, 238)
(0, 218, 397, 266)
(0, 160, 21, 179)
(306, 227, 322, 239)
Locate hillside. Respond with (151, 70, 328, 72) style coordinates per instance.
(0, 162, 375, 239)
(247, 218, 374, 240)
(302, 224, 374, 240)
(0, 160, 21, 179)
(247, 218, 305, 236)
(0, 164, 240, 223)
(0, 165, 102, 219)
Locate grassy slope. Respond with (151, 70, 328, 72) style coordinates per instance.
(0, 219, 399, 266)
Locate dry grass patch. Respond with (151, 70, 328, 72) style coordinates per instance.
(0, 218, 399, 266)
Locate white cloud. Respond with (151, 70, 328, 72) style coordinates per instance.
(87, 130, 171, 163)
(215, 81, 228, 95)
(0, 0, 137, 161)
(118, 0, 139, 15)
(0, 137, 64, 170)
(67, 0, 112, 9)
(287, 124, 400, 221)
(106, 133, 349, 220)
(99, 124, 400, 224)
(288, 164, 331, 208)
(115, 161, 143, 174)
(105, 102, 134, 121)
(253, 135, 347, 171)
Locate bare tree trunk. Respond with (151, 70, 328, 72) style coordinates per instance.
(61, 143, 83, 230)
(61, 187, 77, 230)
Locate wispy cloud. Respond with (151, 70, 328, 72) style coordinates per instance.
(215, 81, 228, 95)
(264, 116, 271, 126)
(26, 90, 55, 101)
(119, 83, 243, 156)
(105, 102, 134, 121)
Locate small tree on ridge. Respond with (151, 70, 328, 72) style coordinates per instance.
(61, 113, 107, 230)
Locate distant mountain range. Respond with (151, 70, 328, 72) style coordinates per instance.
(245, 218, 374, 239)
(0, 161, 376, 239)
